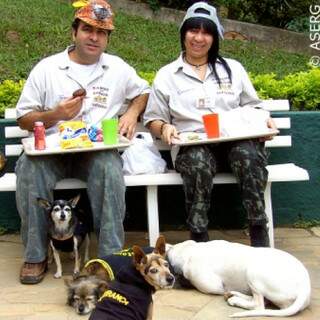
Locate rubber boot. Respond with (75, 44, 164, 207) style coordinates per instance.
(249, 223, 270, 247)
(190, 230, 209, 242)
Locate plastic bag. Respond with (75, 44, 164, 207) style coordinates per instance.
(122, 132, 167, 175)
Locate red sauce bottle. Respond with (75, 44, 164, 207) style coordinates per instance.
(34, 121, 46, 150)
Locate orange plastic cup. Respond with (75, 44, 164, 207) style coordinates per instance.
(202, 113, 220, 138)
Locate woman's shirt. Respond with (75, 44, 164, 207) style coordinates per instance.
(143, 54, 262, 133)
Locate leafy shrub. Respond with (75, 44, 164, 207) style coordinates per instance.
(140, 69, 320, 111)
(0, 67, 319, 118)
(251, 68, 320, 111)
(138, 71, 156, 85)
(0, 80, 25, 117)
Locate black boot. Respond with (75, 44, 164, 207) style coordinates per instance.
(190, 230, 209, 242)
(249, 224, 270, 247)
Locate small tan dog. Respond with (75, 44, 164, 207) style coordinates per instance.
(65, 236, 175, 318)
(65, 275, 108, 315)
(89, 236, 174, 319)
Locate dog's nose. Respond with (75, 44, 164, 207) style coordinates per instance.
(166, 274, 175, 284)
(60, 213, 66, 220)
(78, 304, 85, 313)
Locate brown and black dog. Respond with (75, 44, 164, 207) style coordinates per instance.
(65, 236, 175, 319)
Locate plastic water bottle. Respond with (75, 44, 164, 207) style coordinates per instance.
(34, 121, 46, 150)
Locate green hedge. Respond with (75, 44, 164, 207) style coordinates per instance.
(0, 68, 319, 117)
(0, 80, 25, 117)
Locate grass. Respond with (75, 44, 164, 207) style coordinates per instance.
(0, 0, 310, 82)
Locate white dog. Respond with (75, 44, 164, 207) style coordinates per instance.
(166, 240, 311, 317)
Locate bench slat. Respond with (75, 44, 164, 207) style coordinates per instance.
(5, 127, 28, 138)
(273, 118, 290, 129)
(0, 164, 309, 192)
(262, 99, 290, 111)
(4, 108, 16, 119)
(5, 145, 23, 157)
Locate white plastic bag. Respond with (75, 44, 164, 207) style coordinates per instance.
(122, 132, 167, 175)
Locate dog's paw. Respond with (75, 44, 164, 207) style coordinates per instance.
(54, 272, 62, 279)
(224, 292, 233, 301)
(226, 296, 239, 307)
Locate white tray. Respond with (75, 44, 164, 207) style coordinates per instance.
(172, 129, 279, 146)
(22, 135, 131, 156)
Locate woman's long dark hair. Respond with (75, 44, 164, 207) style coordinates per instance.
(180, 17, 232, 86)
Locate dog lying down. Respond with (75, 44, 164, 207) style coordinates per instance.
(166, 240, 311, 318)
(65, 236, 175, 318)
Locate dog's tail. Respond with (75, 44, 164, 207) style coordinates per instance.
(229, 273, 311, 318)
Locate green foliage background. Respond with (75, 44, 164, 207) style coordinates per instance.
(0, 0, 317, 116)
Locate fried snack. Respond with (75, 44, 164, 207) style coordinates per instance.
(72, 88, 87, 98)
(59, 121, 93, 149)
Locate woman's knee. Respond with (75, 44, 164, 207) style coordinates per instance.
(175, 146, 216, 176)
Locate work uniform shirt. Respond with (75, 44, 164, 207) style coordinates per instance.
(16, 46, 150, 135)
(143, 54, 262, 133)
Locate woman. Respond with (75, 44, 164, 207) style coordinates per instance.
(143, 1, 276, 246)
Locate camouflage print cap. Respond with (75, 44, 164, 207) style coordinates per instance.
(73, 0, 114, 30)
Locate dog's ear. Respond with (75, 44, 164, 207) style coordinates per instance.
(69, 194, 81, 208)
(132, 245, 147, 266)
(153, 235, 166, 257)
(37, 197, 52, 210)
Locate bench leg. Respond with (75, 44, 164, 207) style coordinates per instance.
(146, 185, 160, 247)
(264, 182, 274, 248)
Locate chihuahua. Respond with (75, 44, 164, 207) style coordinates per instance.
(65, 275, 108, 315)
(77, 236, 174, 319)
(37, 194, 90, 279)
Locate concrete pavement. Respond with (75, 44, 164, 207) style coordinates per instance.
(0, 228, 319, 319)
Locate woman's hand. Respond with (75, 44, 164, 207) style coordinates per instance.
(260, 118, 277, 142)
(161, 123, 179, 145)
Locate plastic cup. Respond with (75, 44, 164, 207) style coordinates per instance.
(102, 118, 118, 145)
(202, 113, 220, 138)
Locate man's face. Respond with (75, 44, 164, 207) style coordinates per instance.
(71, 21, 109, 64)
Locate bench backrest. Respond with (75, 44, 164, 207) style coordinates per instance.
(4, 99, 291, 157)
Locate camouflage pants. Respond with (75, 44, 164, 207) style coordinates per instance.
(15, 150, 125, 263)
(175, 140, 269, 233)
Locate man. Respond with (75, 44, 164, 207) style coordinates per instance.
(16, 0, 149, 284)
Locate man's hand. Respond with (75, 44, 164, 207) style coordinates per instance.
(260, 118, 277, 142)
(54, 96, 84, 121)
(118, 109, 140, 140)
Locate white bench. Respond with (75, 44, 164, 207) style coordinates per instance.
(0, 101, 309, 247)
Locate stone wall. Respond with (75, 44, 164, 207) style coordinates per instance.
(108, 0, 311, 55)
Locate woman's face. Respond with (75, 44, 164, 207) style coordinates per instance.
(184, 27, 213, 60)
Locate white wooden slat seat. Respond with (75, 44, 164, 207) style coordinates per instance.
(0, 100, 309, 247)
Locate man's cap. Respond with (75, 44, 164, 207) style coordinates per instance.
(180, 2, 224, 38)
(73, 0, 114, 30)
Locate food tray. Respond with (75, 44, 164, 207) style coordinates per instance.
(22, 135, 131, 156)
(172, 129, 279, 146)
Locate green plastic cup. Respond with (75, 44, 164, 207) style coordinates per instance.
(102, 118, 118, 145)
